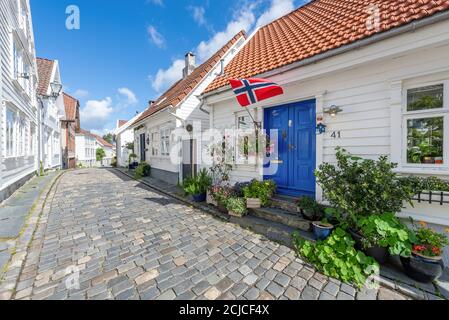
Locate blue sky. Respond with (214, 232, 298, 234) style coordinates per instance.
(31, 0, 307, 135)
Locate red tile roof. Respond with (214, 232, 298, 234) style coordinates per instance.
(78, 129, 113, 148)
(63, 93, 79, 121)
(205, 0, 449, 93)
(36, 58, 54, 96)
(118, 120, 128, 128)
(132, 30, 246, 126)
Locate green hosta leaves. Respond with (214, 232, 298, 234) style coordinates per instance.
(292, 229, 379, 288)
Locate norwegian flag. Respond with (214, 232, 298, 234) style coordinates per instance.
(229, 78, 284, 107)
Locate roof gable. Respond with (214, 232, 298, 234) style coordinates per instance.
(63, 93, 79, 121)
(133, 30, 246, 126)
(36, 58, 55, 96)
(205, 0, 449, 93)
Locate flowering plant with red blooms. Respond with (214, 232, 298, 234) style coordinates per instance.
(210, 185, 235, 206)
(412, 220, 449, 258)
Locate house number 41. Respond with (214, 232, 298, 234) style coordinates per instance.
(331, 131, 341, 139)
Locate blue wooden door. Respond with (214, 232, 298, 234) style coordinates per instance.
(264, 100, 316, 197)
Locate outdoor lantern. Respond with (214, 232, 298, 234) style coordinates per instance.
(50, 81, 63, 97)
(324, 105, 343, 117)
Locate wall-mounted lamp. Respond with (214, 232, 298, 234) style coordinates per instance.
(324, 105, 343, 117)
(50, 81, 63, 98)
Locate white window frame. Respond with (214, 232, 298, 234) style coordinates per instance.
(151, 130, 160, 157)
(160, 127, 171, 157)
(5, 107, 16, 158)
(401, 79, 449, 170)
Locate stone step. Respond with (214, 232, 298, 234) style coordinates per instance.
(250, 207, 311, 232)
(231, 215, 315, 248)
(270, 195, 299, 213)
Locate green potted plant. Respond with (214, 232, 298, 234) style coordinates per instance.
(400, 220, 448, 283)
(297, 196, 325, 221)
(351, 213, 415, 264)
(242, 179, 277, 209)
(134, 163, 151, 179)
(225, 197, 248, 218)
(315, 148, 418, 227)
(128, 153, 138, 170)
(211, 185, 235, 213)
(182, 169, 212, 202)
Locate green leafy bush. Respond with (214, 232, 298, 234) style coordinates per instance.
(242, 179, 277, 207)
(293, 228, 379, 287)
(315, 148, 416, 224)
(183, 169, 212, 196)
(297, 197, 326, 221)
(134, 163, 151, 179)
(210, 185, 235, 206)
(225, 197, 248, 217)
(401, 176, 449, 193)
(356, 213, 416, 257)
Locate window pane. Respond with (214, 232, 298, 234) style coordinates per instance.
(407, 117, 444, 164)
(407, 85, 443, 111)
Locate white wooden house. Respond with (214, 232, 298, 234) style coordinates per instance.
(115, 115, 141, 168)
(36, 58, 64, 171)
(130, 31, 246, 184)
(201, 1, 449, 263)
(0, 0, 39, 202)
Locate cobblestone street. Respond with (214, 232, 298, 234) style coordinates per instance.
(4, 169, 409, 300)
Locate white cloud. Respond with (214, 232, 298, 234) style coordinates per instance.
(80, 97, 114, 130)
(146, 0, 163, 6)
(190, 6, 207, 27)
(256, 0, 295, 28)
(147, 25, 165, 48)
(148, 0, 298, 93)
(196, 8, 255, 62)
(73, 89, 89, 98)
(118, 87, 138, 105)
(150, 8, 255, 93)
(150, 59, 185, 93)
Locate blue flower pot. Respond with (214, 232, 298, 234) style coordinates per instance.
(192, 193, 207, 203)
(312, 222, 334, 241)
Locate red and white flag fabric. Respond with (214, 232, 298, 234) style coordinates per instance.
(229, 78, 284, 107)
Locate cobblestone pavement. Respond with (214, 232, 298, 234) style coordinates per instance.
(9, 169, 410, 300)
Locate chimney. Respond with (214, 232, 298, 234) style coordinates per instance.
(183, 52, 196, 78)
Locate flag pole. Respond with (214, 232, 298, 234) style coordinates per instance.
(244, 107, 261, 130)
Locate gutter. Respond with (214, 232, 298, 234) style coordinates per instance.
(202, 10, 449, 99)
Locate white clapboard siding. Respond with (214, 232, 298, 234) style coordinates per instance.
(0, 0, 38, 195)
(207, 18, 449, 187)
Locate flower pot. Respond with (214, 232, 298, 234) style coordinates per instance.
(400, 253, 445, 283)
(207, 191, 218, 206)
(312, 222, 334, 241)
(228, 210, 244, 218)
(422, 156, 434, 164)
(246, 198, 261, 209)
(192, 193, 207, 203)
(348, 229, 389, 264)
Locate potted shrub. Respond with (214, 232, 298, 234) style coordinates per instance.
(128, 154, 138, 170)
(226, 197, 248, 218)
(400, 221, 448, 283)
(243, 179, 277, 209)
(297, 196, 325, 221)
(350, 213, 415, 264)
(134, 163, 151, 180)
(211, 185, 235, 213)
(182, 169, 212, 203)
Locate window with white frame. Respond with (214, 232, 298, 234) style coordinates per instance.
(235, 113, 258, 165)
(29, 124, 35, 156)
(17, 117, 26, 156)
(12, 40, 20, 80)
(160, 128, 171, 156)
(151, 131, 160, 156)
(6, 108, 15, 157)
(403, 82, 448, 166)
(53, 132, 60, 156)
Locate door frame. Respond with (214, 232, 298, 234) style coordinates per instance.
(263, 98, 317, 198)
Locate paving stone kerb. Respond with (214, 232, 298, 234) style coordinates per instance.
(5, 168, 412, 300)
